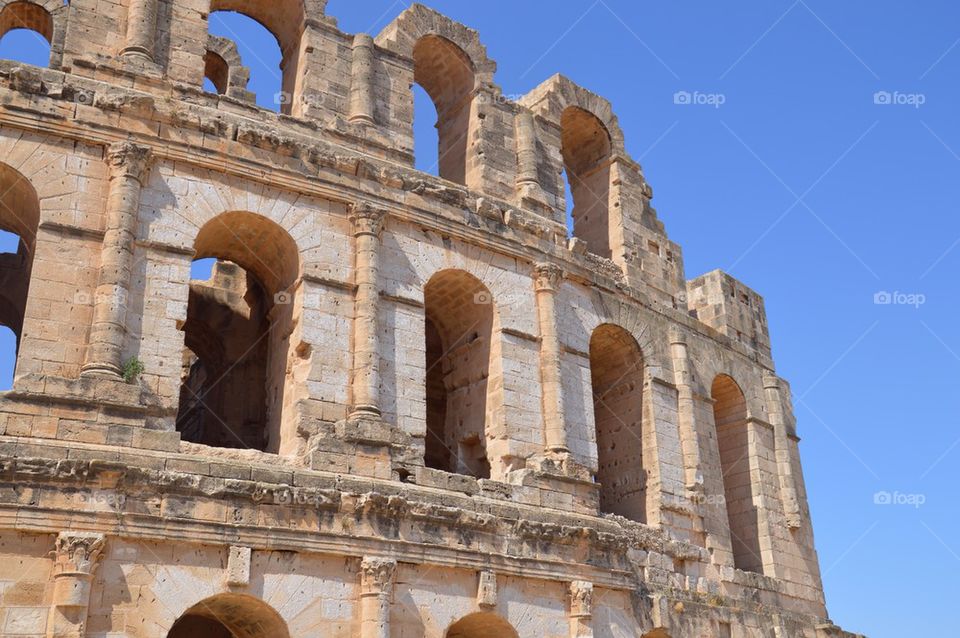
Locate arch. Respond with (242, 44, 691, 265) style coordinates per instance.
(711, 374, 763, 574)
(0, 1, 52, 42)
(206, 1, 310, 113)
(0, 162, 39, 389)
(519, 75, 629, 258)
(520, 74, 627, 155)
(192, 210, 299, 297)
(561, 105, 613, 257)
(423, 269, 498, 478)
(589, 323, 647, 522)
(167, 593, 290, 638)
(204, 35, 253, 101)
(376, 4, 498, 187)
(0, 1, 52, 68)
(375, 3, 497, 83)
(176, 212, 300, 453)
(412, 34, 476, 184)
(445, 611, 519, 638)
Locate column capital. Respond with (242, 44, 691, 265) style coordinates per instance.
(360, 557, 397, 595)
(668, 325, 688, 346)
(762, 373, 784, 391)
(569, 580, 593, 619)
(534, 262, 564, 292)
(107, 141, 152, 182)
(53, 532, 106, 577)
(349, 202, 388, 237)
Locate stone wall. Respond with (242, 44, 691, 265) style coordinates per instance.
(0, 1, 863, 636)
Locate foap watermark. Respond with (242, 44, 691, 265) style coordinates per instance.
(874, 290, 926, 308)
(475, 92, 524, 107)
(873, 490, 925, 508)
(274, 91, 333, 110)
(673, 90, 726, 108)
(253, 486, 334, 507)
(873, 91, 926, 108)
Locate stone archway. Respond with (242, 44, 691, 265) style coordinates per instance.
(445, 611, 519, 638)
(166, 593, 290, 638)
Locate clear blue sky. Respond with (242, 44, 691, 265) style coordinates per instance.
(2, 2, 958, 634)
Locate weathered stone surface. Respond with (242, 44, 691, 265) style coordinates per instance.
(0, 2, 863, 637)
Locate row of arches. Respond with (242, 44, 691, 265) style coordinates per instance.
(165, 592, 682, 638)
(0, 153, 763, 574)
(168, 593, 522, 638)
(0, 2, 621, 258)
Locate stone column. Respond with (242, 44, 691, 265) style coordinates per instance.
(82, 142, 151, 378)
(763, 374, 802, 528)
(568, 580, 593, 638)
(360, 557, 396, 638)
(534, 263, 568, 454)
(47, 532, 106, 638)
(349, 34, 376, 125)
(515, 110, 546, 203)
(120, 0, 159, 63)
(349, 202, 387, 418)
(669, 327, 704, 492)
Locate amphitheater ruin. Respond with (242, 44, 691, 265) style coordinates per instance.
(0, 0, 863, 636)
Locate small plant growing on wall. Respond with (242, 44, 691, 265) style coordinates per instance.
(121, 357, 145, 384)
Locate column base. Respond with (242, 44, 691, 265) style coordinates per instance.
(119, 47, 154, 64)
(349, 114, 376, 126)
(79, 362, 122, 379)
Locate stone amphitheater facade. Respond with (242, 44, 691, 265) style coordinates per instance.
(0, 1, 863, 636)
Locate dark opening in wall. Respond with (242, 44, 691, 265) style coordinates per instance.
(175, 212, 299, 453)
(712, 374, 763, 574)
(589, 323, 647, 522)
(423, 269, 494, 478)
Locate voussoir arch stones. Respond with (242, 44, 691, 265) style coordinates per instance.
(518, 73, 628, 158)
(375, 2, 497, 87)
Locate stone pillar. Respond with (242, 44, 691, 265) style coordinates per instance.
(349, 202, 387, 418)
(360, 557, 396, 638)
(349, 34, 376, 125)
(82, 142, 151, 378)
(763, 374, 802, 528)
(120, 0, 159, 63)
(47, 532, 106, 638)
(515, 110, 546, 204)
(568, 580, 593, 638)
(669, 327, 704, 492)
(534, 263, 568, 454)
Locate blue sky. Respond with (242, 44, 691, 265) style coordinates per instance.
(2, 1, 958, 634)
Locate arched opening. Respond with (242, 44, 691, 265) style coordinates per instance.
(561, 106, 613, 258)
(0, 163, 39, 392)
(589, 323, 647, 522)
(175, 212, 299, 454)
(203, 49, 230, 95)
(207, 10, 284, 111)
(167, 593, 290, 638)
(412, 82, 439, 174)
(423, 270, 496, 478)
(445, 612, 519, 638)
(0, 1, 52, 66)
(412, 34, 476, 184)
(712, 374, 763, 574)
